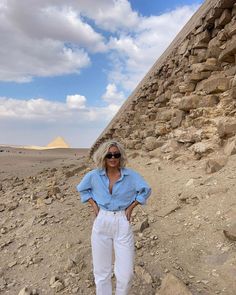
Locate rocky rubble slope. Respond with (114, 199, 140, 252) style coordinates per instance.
(1, 147, 236, 295)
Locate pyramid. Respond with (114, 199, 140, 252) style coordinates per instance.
(90, 0, 236, 155)
(47, 136, 70, 148)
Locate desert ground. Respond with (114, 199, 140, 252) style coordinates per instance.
(0, 146, 236, 295)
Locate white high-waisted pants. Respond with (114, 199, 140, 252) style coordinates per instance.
(91, 209, 134, 295)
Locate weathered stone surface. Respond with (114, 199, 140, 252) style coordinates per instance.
(179, 82, 196, 93)
(217, 9, 232, 27)
(224, 137, 236, 155)
(144, 137, 158, 151)
(219, 36, 236, 62)
(223, 223, 236, 241)
(156, 273, 192, 295)
(207, 36, 222, 58)
(179, 95, 219, 111)
(189, 71, 211, 82)
(161, 140, 180, 153)
(189, 142, 214, 155)
(178, 39, 189, 55)
(133, 218, 149, 233)
(205, 156, 228, 173)
(171, 110, 184, 128)
(18, 287, 32, 295)
(196, 76, 230, 94)
(135, 266, 153, 284)
(225, 19, 236, 37)
(217, 118, 236, 138)
(193, 31, 211, 48)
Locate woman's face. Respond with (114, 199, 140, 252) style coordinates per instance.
(105, 145, 120, 169)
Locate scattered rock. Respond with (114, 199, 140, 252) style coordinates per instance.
(205, 156, 228, 173)
(156, 273, 192, 295)
(18, 287, 32, 295)
(223, 223, 236, 241)
(157, 203, 181, 217)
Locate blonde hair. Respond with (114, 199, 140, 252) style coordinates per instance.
(93, 140, 127, 169)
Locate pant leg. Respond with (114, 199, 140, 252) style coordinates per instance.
(114, 215, 134, 295)
(91, 215, 113, 295)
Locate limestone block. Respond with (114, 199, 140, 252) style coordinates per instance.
(192, 48, 207, 62)
(218, 9, 232, 27)
(155, 94, 167, 104)
(155, 125, 169, 136)
(219, 0, 236, 9)
(233, 4, 236, 16)
(205, 7, 223, 25)
(196, 76, 230, 94)
(156, 110, 173, 122)
(178, 39, 189, 55)
(225, 19, 236, 37)
(206, 36, 222, 58)
(178, 82, 196, 93)
(218, 118, 236, 138)
(189, 71, 211, 82)
(181, 94, 219, 111)
(232, 74, 236, 99)
(193, 30, 211, 48)
(156, 273, 192, 295)
(188, 55, 199, 65)
(191, 60, 218, 72)
(219, 37, 236, 62)
(171, 110, 184, 128)
(144, 136, 158, 151)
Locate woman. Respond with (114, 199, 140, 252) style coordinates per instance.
(76, 140, 151, 295)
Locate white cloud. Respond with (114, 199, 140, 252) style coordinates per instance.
(66, 94, 86, 109)
(79, 0, 139, 31)
(0, 0, 107, 82)
(107, 5, 200, 91)
(0, 94, 120, 147)
(0, 96, 119, 122)
(102, 83, 125, 105)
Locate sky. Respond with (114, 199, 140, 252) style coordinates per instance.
(0, 0, 203, 148)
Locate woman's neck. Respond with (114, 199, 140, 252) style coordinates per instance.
(106, 167, 120, 175)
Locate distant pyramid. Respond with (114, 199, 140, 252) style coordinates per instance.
(47, 136, 70, 148)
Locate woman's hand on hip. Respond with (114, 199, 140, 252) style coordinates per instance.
(125, 206, 133, 221)
(125, 200, 140, 221)
(88, 198, 100, 216)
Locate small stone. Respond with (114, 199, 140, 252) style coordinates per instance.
(135, 241, 143, 249)
(0, 204, 6, 212)
(223, 223, 236, 241)
(18, 287, 32, 295)
(44, 198, 53, 205)
(8, 261, 17, 268)
(51, 280, 64, 292)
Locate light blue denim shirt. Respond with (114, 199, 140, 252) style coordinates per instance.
(76, 168, 151, 211)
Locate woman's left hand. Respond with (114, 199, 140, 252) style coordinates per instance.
(125, 206, 133, 221)
(125, 200, 140, 221)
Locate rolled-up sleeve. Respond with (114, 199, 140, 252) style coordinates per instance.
(134, 172, 151, 205)
(76, 171, 93, 203)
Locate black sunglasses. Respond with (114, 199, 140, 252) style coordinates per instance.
(105, 152, 121, 159)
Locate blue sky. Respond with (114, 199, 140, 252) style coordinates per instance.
(0, 0, 202, 148)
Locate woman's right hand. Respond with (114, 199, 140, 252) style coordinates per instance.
(93, 203, 100, 216)
(88, 198, 100, 216)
